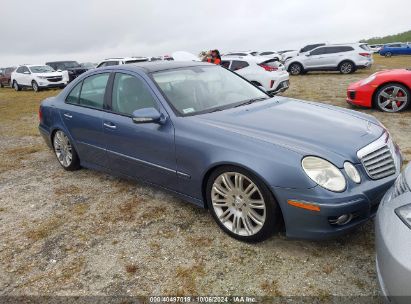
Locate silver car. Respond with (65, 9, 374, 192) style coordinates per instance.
(376, 162, 411, 303)
(285, 43, 373, 75)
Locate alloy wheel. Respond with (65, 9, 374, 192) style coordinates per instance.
(377, 86, 408, 112)
(53, 131, 73, 167)
(32, 81, 39, 92)
(211, 172, 266, 236)
(340, 62, 353, 74)
(290, 64, 301, 75)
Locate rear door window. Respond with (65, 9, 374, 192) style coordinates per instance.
(79, 73, 110, 109)
(230, 61, 249, 71)
(310, 47, 328, 55)
(65, 82, 82, 104)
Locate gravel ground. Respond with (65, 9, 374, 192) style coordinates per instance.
(0, 56, 410, 299)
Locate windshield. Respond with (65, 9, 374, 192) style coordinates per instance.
(30, 65, 55, 73)
(152, 66, 268, 116)
(61, 61, 81, 68)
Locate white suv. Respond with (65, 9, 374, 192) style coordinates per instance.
(221, 56, 290, 95)
(96, 57, 148, 68)
(11, 65, 68, 92)
(285, 43, 373, 75)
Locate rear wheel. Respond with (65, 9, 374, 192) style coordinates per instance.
(384, 52, 392, 58)
(339, 61, 355, 74)
(13, 80, 21, 91)
(206, 166, 281, 242)
(374, 83, 410, 113)
(289, 62, 303, 75)
(53, 130, 80, 171)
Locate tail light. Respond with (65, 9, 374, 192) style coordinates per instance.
(38, 106, 43, 122)
(359, 53, 371, 58)
(259, 64, 278, 72)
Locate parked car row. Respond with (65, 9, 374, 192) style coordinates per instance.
(379, 42, 411, 57)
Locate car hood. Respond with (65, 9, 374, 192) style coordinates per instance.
(194, 97, 384, 166)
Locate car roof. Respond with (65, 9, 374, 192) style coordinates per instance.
(46, 60, 78, 63)
(103, 57, 148, 61)
(101, 60, 212, 73)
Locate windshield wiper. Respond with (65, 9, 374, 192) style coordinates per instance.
(234, 97, 268, 108)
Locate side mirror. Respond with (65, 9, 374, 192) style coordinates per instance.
(305, 52, 311, 56)
(132, 107, 165, 124)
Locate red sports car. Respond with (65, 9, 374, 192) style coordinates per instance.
(347, 69, 411, 112)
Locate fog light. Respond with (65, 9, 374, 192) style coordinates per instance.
(329, 213, 353, 226)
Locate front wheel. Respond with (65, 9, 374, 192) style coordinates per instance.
(288, 63, 303, 75)
(384, 52, 392, 58)
(53, 130, 80, 171)
(339, 61, 355, 74)
(206, 166, 281, 242)
(374, 83, 410, 113)
(13, 80, 21, 91)
(32, 81, 40, 92)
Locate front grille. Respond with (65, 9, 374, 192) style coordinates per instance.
(46, 76, 63, 82)
(361, 146, 396, 179)
(358, 134, 397, 180)
(348, 91, 356, 100)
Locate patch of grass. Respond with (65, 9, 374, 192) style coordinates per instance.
(0, 144, 45, 174)
(125, 264, 138, 274)
(173, 263, 205, 295)
(186, 236, 213, 247)
(322, 263, 335, 275)
(0, 88, 61, 137)
(260, 279, 282, 296)
(71, 203, 89, 216)
(26, 216, 63, 241)
(54, 185, 81, 197)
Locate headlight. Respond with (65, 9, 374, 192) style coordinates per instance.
(395, 204, 411, 229)
(344, 162, 361, 183)
(360, 74, 376, 86)
(302, 156, 346, 192)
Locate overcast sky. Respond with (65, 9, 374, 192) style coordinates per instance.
(1, 0, 410, 66)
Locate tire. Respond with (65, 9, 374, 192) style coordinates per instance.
(288, 62, 303, 75)
(339, 61, 355, 74)
(13, 80, 21, 91)
(385, 52, 392, 58)
(0, 82, 3, 88)
(374, 83, 410, 113)
(32, 81, 40, 92)
(52, 130, 81, 171)
(206, 166, 281, 243)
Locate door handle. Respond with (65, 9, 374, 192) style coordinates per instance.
(104, 122, 117, 129)
(63, 113, 72, 118)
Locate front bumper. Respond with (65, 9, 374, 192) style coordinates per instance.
(37, 79, 67, 88)
(375, 190, 411, 303)
(272, 147, 402, 240)
(346, 81, 375, 108)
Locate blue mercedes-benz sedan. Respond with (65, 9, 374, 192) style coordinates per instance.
(38, 61, 403, 242)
